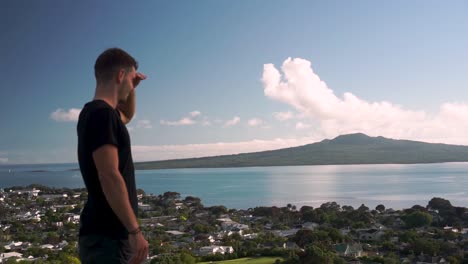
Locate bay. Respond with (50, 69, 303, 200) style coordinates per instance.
(1, 163, 467, 210)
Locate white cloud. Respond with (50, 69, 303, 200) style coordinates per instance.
(224, 116, 240, 127)
(160, 118, 195, 126)
(262, 57, 468, 145)
(201, 119, 212, 126)
(160, 111, 202, 126)
(296, 122, 312, 130)
(137, 120, 152, 129)
(273, 111, 294, 121)
(190, 111, 201, 117)
(248, 118, 264, 127)
(0, 157, 8, 164)
(132, 136, 318, 161)
(50, 108, 81, 122)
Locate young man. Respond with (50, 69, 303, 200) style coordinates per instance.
(77, 48, 149, 264)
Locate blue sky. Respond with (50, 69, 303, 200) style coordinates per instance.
(1, 0, 467, 164)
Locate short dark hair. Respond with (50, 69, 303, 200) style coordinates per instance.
(94, 48, 138, 83)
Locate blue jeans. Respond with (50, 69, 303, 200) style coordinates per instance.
(79, 234, 132, 264)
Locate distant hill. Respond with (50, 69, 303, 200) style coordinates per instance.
(134, 133, 468, 170)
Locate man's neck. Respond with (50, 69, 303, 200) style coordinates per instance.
(94, 84, 118, 108)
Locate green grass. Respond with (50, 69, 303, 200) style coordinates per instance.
(197, 257, 284, 264)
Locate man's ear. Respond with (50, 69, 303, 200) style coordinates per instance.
(116, 69, 126, 84)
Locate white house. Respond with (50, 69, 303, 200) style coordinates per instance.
(138, 202, 153, 211)
(40, 244, 54, 249)
(4, 241, 23, 250)
(165, 230, 185, 236)
(0, 252, 23, 261)
(198, 246, 234, 256)
(66, 214, 80, 224)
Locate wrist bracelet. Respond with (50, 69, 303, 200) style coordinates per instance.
(128, 227, 141, 235)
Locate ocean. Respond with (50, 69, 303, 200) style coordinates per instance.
(1, 162, 468, 210)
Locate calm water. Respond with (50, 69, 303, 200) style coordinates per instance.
(1, 163, 468, 210)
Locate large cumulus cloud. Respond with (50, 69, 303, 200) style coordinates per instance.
(262, 57, 468, 144)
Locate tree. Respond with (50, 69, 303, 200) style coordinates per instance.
(300, 244, 335, 264)
(300, 206, 314, 213)
(161, 191, 181, 201)
(320, 202, 341, 214)
(376, 204, 385, 213)
(293, 229, 315, 248)
(403, 211, 432, 228)
(207, 205, 228, 216)
(446, 256, 460, 264)
(44, 232, 61, 244)
(428, 197, 452, 209)
(383, 252, 399, 264)
(412, 238, 439, 255)
(137, 188, 146, 196)
(358, 204, 369, 212)
(179, 252, 196, 264)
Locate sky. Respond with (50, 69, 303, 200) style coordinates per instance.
(1, 0, 468, 164)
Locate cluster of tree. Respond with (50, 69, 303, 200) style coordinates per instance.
(251, 201, 374, 230)
(427, 197, 468, 227)
(150, 251, 196, 264)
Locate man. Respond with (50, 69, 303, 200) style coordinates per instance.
(77, 48, 149, 264)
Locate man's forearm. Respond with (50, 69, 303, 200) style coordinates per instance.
(118, 90, 136, 121)
(99, 171, 139, 232)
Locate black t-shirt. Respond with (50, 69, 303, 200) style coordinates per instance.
(77, 99, 137, 239)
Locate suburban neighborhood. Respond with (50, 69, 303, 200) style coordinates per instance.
(0, 185, 468, 263)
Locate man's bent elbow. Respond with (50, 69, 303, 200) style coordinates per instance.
(98, 170, 122, 187)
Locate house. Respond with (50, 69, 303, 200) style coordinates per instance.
(165, 230, 185, 236)
(302, 222, 319, 230)
(198, 246, 234, 256)
(272, 228, 300, 238)
(221, 221, 249, 232)
(66, 214, 80, 224)
(40, 194, 67, 200)
(416, 256, 449, 264)
(335, 243, 363, 257)
(18, 189, 40, 198)
(243, 233, 258, 239)
(340, 227, 351, 236)
(258, 242, 283, 249)
(138, 202, 152, 211)
(53, 221, 64, 227)
(4, 241, 23, 250)
(57, 240, 68, 250)
(283, 242, 302, 250)
(40, 244, 54, 249)
(416, 254, 447, 263)
(194, 234, 215, 243)
(217, 217, 249, 232)
(357, 228, 385, 241)
(0, 252, 23, 261)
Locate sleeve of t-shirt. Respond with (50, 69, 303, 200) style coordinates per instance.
(87, 108, 120, 153)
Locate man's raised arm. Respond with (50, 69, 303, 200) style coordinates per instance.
(118, 90, 136, 125)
